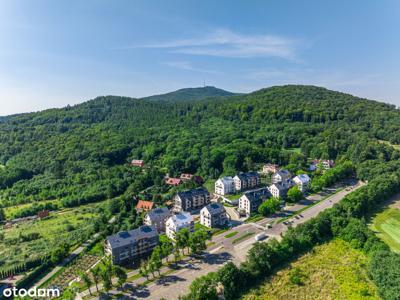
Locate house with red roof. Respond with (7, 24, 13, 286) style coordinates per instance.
(131, 159, 144, 168)
(135, 200, 154, 212)
(165, 177, 182, 186)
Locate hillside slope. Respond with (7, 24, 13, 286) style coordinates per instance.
(141, 86, 237, 102)
(0, 85, 399, 210)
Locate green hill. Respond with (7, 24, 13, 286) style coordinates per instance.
(0, 84, 399, 211)
(141, 86, 238, 102)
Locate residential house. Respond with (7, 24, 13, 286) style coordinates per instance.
(165, 177, 182, 186)
(136, 200, 154, 212)
(268, 180, 295, 199)
(131, 159, 144, 168)
(322, 160, 334, 169)
(180, 173, 194, 181)
(262, 163, 280, 174)
(272, 170, 292, 184)
(233, 172, 261, 192)
(37, 210, 50, 219)
(105, 225, 159, 265)
(165, 212, 194, 240)
(309, 159, 334, 171)
(200, 203, 228, 228)
(173, 187, 211, 213)
(214, 176, 235, 195)
(238, 188, 271, 215)
(144, 207, 171, 233)
(293, 174, 311, 192)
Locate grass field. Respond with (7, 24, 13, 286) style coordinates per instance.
(203, 179, 215, 193)
(242, 239, 378, 300)
(224, 231, 238, 238)
(370, 208, 400, 253)
(232, 232, 254, 244)
(3, 199, 59, 219)
(0, 202, 103, 270)
(377, 139, 400, 150)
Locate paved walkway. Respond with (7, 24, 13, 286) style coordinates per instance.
(78, 180, 364, 299)
(36, 246, 85, 287)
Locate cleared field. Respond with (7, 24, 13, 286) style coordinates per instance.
(377, 139, 400, 150)
(370, 208, 400, 253)
(242, 239, 378, 300)
(3, 199, 59, 219)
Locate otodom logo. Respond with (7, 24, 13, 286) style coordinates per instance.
(2, 286, 60, 298)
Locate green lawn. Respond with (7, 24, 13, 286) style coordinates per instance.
(203, 179, 215, 193)
(283, 147, 302, 154)
(4, 199, 60, 219)
(242, 239, 379, 300)
(370, 208, 400, 253)
(232, 232, 254, 244)
(224, 231, 238, 238)
(245, 214, 264, 223)
(225, 193, 242, 201)
(377, 140, 400, 151)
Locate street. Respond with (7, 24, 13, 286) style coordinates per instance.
(79, 180, 363, 299)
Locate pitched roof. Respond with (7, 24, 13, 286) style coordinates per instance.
(165, 177, 182, 185)
(167, 212, 193, 226)
(107, 225, 158, 249)
(274, 169, 291, 177)
(270, 182, 288, 191)
(242, 187, 270, 203)
(147, 207, 170, 220)
(235, 171, 259, 180)
(131, 159, 144, 166)
(202, 202, 225, 215)
(217, 176, 234, 185)
(180, 173, 194, 180)
(294, 174, 311, 184)
(136, 200, 154, 211)
(176, 187, 209, 200)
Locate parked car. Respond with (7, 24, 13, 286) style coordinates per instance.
(255, 233, 268, 241)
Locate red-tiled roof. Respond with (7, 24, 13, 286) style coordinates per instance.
(165, 178, 182, 185)
(136, 200, 154, 211)
(131, 159, 144, 167)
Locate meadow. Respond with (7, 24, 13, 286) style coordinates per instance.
(370, 207, 400, 253)
(242, 239, 378, 300)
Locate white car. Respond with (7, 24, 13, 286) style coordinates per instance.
(255, 233, 268, 241)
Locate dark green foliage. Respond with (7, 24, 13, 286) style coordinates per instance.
(142, 86, 237, 102)
(0, 85, 398, 213)
(1, 85, 400, 296)
(289, 267, 307, 285)
(183, 272, 218, 300)
(185, 166, 400, 300)
(369, 251, 400, 300)
(287, 186, 303, 203)
(311, 161, 355, 192)
(258, 197, 280, 216)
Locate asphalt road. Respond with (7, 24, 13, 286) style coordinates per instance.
(80, 180, 363, 300)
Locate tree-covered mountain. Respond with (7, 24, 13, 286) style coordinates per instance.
(141, 86, 238, 102)
(0, 85, 399, 211)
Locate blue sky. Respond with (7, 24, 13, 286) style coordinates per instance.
(0, 0, 399, 115)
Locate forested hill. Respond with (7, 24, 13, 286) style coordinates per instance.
(0, 84, 399, 211)
(141, 86, 237, 102)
